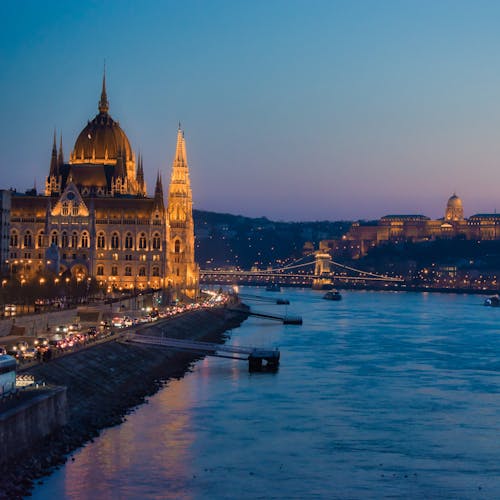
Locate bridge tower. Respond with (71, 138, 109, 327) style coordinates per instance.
(312, 251, 333, 290)
(166, 126, 199, 300)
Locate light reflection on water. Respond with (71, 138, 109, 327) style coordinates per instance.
(33, 288, 500, 499)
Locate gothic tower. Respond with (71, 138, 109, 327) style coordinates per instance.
(166, 126, 199, 299)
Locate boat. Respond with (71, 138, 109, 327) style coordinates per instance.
(484, 295, 500, 307)
(323, 290, 342, 301)
(266, 284, 281, 292)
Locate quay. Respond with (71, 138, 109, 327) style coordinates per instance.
(126, 333, 280, 372)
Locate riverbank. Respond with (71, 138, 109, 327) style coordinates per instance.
(0, 305, 248, 499)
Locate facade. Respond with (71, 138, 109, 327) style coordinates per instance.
(329, 194, 500, 259)
(0, 190, 11, 275)
(8, 75, 199, 297)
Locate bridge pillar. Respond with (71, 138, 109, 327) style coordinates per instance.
(312, 252, 333, 290)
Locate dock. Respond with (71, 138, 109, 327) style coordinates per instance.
(245, 310, 303, 325)
(126, 334, 280, 372)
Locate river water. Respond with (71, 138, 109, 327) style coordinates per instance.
(33, 288, 500, 499)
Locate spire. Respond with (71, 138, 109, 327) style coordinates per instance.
(98, 65, 109, 114)
(136, 153, 145, 194)
(174, 124, 187, 165)
(154, 171, 164, 209)
(58, 133, 64, 167)
(115, 147, 125, 177)
(49, 130, 58, 176)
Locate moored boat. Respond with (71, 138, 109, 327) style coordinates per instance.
(484, 295, 500, 307)
(323, 290, 342, 301)
(266, 284, 281, 292)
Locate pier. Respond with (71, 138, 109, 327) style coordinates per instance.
(126, 333, 280, 372)
(239, 309, 303, 325)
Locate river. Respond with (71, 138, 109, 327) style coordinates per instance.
(33, 288, 500, 499)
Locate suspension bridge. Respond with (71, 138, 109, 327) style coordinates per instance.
(200, 251, 404, 288)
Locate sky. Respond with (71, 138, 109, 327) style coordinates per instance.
(2, 1, 500, 221)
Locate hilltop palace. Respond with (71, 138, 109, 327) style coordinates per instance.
(7, 74, 199, 298)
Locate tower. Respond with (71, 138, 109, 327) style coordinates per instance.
(166, 126, 199, 299)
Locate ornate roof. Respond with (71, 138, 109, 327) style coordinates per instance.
(70, 73, 133, 166)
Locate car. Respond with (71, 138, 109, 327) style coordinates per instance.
(56, 325, 69, 334)
(33, 337, 49, 347)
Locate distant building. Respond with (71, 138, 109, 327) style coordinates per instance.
(324, 194, 500, 258)
(8, 73, 199, 298)
(0, 190, 11, 275)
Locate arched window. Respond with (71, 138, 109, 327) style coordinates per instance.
(152, 233, 161, 250)
(61, 202, 69, 216)
(138, 233, 147, 250)
(125, 232, 133, 249)
(51, 231, 59, 246)
(97, 265, 104, 276)
(111, 266, 118, 276)
(37, 231, 44, 248)
(97, 233, 105, 249)
(138, 266, 146, 276)
(111, 233, 120, 249)
(10, 231, 18, 247)
(71, 204, 79, 216)
(174, 239, 180, 253)
(125, 266, 132, 276)
(71, 232, 78, 248)
(152, 266, 160, 277)
(24, 231, 33, 248)
(61, 231, 68, 248)
(81, 232, 89, 248)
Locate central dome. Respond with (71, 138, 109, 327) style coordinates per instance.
(445, 193, 464, 221)
(70, 75, 133, 165)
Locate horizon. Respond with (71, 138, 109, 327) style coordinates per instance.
(3, 1, 500, 220)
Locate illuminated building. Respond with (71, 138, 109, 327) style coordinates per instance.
(331, 193, 500, 258)
(0, 190, 11, 275)
(8, 73, 199, 296)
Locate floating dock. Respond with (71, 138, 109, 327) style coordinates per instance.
(126, 334, 280, 372)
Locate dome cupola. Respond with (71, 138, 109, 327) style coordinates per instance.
(445, 193, 464, 221)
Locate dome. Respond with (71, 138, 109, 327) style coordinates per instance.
(447, 193, 462, 208)
(70, 74, 133, 166)
(445, 193, 464, 221)
(71, 113, 133, 165)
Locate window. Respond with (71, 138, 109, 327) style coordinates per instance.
(51, 231, 58, 246)
(125, 233, 133, 249)
(125, 266, 132, 276)
(138, 266, 146, 276)
(152, 233, 161, 250)
(97, 265, 104, 276)
(97, 233, 105, 249)
(111, 233, 120, 249)
(112, 253, 118, 261)
(10, 231, 18, 247)
(111, 266, 118, 276)
(61, 231, 68, 248)
(125, 254, 133, 261)
(24, 231, 33, 248)
(71, 232, 78, 248)
(61, 202, 69, 216)
(153, 255, 160, 262)
(71, 204, 79, 216)
(140, 254, 146, 261)
(174, 239, 180, 253)
(152, 266, 160, 277)
(81, 232, 89, 248)
(37, 231, 44, 248)
(138, 233, 147, 250)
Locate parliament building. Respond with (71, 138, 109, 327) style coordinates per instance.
(8, 74, 199, 298)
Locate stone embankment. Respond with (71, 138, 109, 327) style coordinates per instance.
(0, 305, 248, 499)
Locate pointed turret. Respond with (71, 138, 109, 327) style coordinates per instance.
(174, 124, 187, 166)
(115, 147, 126, 178)
(58, 134, 64, 167)
(166, 125, 199, 299)
(98, 66, 109, 114)
(49, 130, 58, 176)
(136, 153, 145, 195)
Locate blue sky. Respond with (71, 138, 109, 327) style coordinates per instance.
(2, 1, 500, 221)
